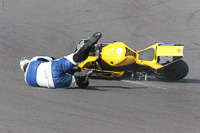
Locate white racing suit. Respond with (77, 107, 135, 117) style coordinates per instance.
(24, 54, 78, 88)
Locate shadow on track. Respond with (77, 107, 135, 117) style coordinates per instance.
(67, 86, 147, 91)
(169, 78, 200, 84)
(87, 86, 147, 90)
(124, 77, 200, 84)
(142, 77, 200, 83)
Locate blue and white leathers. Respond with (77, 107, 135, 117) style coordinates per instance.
(24, 54, 78, 88)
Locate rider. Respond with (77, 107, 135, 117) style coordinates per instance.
(20, 32, 102, 89)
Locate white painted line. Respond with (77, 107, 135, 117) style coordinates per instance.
(122, 80, 168, 90)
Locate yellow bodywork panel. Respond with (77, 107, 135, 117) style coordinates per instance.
(78, 56, 98, 68)
(136, 59, 163, 69)
(136, 43, 163, 69)
(157, 46, 184, 56)
(136, 43, 184, 69)
(101, 42, 138, 66)
(78, 56, 125, 79)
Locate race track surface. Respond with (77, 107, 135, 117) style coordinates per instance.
(0, 0, 200, 132)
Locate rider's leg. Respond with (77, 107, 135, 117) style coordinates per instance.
(73, 32, 102, 63)
(72, 32, 102, 88)
(54, 32, 102, 88)
(52, 56, 93, 88)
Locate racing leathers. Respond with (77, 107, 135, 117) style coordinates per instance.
(24, 54, 78, 88)
(21, 32, 102, 89)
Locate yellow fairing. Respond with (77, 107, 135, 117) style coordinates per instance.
(136, 43, 162, 69)
(101, 42, 138, 66)
(157, 46, 184, 56)
(136, 59, 163, 69)
(78, 56, 124, 79)
(78, 56, 98, 68)
(136, 43, 184, 69)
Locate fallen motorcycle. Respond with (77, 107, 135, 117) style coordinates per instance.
(77, 41, 189, 81)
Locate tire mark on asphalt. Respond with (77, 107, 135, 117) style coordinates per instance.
(192, 42, 200, 47)
(145, 0, 171, 10)
(186, 9, 200, 28)
(2, 0, 5, 12)
(127, 0, 141, 9)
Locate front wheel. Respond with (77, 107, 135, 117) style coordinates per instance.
(156, 60, 189, 81)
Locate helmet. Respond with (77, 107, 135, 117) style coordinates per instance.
(20, 57, 32, 71)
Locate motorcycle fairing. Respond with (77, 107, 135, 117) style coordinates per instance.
(136, 43, 184, 69)
(101, 42, 138, 66)
(78, 56, 98, 68)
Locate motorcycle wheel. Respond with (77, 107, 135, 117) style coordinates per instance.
(156, 60, 189, 81)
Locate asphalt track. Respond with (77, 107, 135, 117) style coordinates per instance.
(0, 0, 200, 133)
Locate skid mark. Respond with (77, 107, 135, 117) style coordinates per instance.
(2, 0, 5, 12)
(187, 9, 200, 28)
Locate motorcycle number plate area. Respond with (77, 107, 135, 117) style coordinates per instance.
(156, 46, 184, 56)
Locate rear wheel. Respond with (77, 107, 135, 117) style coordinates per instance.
(156, 60, 189, 81)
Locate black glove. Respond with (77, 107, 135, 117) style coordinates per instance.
(75, 76, 89, 89)
(74, 69, 93, 89)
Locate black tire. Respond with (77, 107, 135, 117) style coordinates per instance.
(156, 60, 189, 81)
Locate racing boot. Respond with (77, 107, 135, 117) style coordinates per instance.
(74, 69, 93, 89)
(73, 32, 102, 63)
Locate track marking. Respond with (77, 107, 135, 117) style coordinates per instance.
(122, 80, 168, 90)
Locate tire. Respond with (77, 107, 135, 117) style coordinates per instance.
(156, 60, 189, 81)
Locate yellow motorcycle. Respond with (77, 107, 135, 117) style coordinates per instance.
(77, 41, 189, 81)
